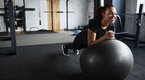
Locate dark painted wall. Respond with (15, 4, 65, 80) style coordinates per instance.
(104, 0, 125, 15)
(104, 0, 112, 5)
(94, 0, 101, 18)
(113, 0, 125, 29)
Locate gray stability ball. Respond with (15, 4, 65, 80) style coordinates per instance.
(80, 40, 134, 80)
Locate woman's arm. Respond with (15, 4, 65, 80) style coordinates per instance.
(87, 28, 115, 46)
(87, 28, 105, 46)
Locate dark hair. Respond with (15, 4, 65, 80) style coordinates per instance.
(94, 4, 115, 20)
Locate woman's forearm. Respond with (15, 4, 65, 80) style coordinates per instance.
(89, 36, 106, 46)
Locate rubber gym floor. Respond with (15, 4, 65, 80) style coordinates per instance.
(0, 31, 145, 80)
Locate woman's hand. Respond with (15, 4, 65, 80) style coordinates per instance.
(103, 30, 115, 40)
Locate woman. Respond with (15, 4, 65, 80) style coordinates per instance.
(87, 4, 117, 46)
(62, 4, 117, 56)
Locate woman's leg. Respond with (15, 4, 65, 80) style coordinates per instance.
(62, 43, 72, 56)
(65, 43, 74, 49)
(62, 43, 79, 56)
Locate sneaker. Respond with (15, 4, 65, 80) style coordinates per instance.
(73, 49, 79, 55)
(61, 44, 69, 56)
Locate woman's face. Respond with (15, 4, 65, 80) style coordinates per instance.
(103, 7, 117, 24)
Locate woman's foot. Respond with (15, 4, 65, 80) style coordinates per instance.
(73, 49, 79, 55)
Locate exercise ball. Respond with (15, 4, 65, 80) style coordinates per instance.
(80, 40, 134, 80)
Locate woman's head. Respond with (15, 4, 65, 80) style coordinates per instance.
(95, 4, 117, 24)
(102, 4, 117, 24)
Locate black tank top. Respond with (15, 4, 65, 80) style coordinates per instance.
(88, 19, 115, 39)
(73, 19, 115, 49)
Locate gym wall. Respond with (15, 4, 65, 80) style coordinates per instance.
(25, 0, 40, 31)
(0, 0, 90, 32)
(0, 0, 5, 32)
(87, 0, 94, 22)
(24, 0, 89, 31)
(60, 0, 88, 30)
(125, 0, 145, 41)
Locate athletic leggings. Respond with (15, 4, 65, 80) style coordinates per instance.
(64, 43, 74, 49)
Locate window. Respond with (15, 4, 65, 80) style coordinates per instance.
(100, 0, 104, 6)
(136, 0, 145, 13)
